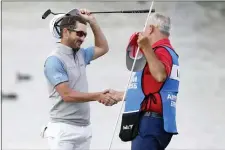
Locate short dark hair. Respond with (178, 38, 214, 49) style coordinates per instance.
(59, 15, 87, 37)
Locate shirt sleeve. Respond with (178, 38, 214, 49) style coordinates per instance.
(81, 46, 95, 65)
(155, 48, 173, 76)
(44, 56, 69, 87)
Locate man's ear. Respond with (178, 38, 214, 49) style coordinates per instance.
(62, 28, 69, 38)
(148, 25, 154, 34)
(145, 25, 152, 35)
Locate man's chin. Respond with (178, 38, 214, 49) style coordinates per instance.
(77, 42, 82, 46)
(72, 47, 80, 52)
(72, 45, 81, 50)
(74, 44, 81, 49)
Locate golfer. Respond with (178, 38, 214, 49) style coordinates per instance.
(42, 8, 117, 150)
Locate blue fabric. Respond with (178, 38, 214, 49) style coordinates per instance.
(81, 46, 95, 65)
(44, 56, 69, 87)
(124, 71, 145, 112)
(131, 116, 173, 150)
(124, 46, 180, 134)
(159, 46, 179, 133)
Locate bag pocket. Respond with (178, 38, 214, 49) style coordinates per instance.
(119, 111, 142, 142)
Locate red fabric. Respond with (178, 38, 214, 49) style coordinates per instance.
(141, 38, 174, 114)
(125, 32, 175, 114)
(126, 32, 144, 57)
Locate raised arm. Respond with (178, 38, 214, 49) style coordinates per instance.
(79, 9, 109, 60)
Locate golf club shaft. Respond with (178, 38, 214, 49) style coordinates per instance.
(91, 9, 155, 14)
(42, 8, 155, 19)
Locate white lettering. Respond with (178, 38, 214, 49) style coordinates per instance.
(128, 83, 137, 89)
(123, 125, 133, 130)
(53, 73, 63, 81)
(167, 94, 177, 101)
(167, 93, 177, 108)
(131, 76, 137, 83)
(171, 101, 176, 108)
(128, 74, 138, 89)
(170, 65, 180, 81)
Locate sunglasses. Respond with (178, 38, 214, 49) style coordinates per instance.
(67, 29, 87, 38)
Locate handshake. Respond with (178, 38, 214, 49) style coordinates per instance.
(97, 89, 124, 106)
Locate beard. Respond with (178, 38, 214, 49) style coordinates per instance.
(68, 38, 82, 50)
(72, 41, 83, 53)
(72, 47, 80, 52)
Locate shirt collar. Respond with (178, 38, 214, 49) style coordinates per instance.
(56, 43, 75, 55)
(152, 38, 172, 49)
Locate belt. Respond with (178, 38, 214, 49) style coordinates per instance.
(143, 111, 163, 118)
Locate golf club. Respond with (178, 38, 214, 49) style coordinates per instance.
(42, 8, 155, 19)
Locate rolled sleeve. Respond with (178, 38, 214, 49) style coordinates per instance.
(81, 46, 95, 65)
(44, 56, 69, 87)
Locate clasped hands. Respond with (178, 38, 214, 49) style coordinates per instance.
(97, 89, 122, 106)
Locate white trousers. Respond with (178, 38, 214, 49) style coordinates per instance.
(42, 122, 92, 150)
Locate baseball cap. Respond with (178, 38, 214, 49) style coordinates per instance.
(126, 32, 146, 72)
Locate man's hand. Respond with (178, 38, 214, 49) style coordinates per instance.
(137, 32, 167, 82)
(78, 8, 96, 24)
(105, 89, 124, 104)
(97, 90, 118, 106)
(137, 32, 152, 51)
(108, 89, 123, 102)
(78, 8, 109, 61)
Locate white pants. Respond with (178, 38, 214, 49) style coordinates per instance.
(42, 122, 92, 150)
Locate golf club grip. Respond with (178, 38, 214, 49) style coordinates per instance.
(91, 9, 155, 14)
(42, 9, 52, 19)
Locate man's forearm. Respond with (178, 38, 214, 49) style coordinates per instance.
(63, 90, 100, 102)
(89, 21, 109, 51)
(143, 48, 167, 82)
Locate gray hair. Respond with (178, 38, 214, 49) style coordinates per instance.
(147, 13, 171, 36)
